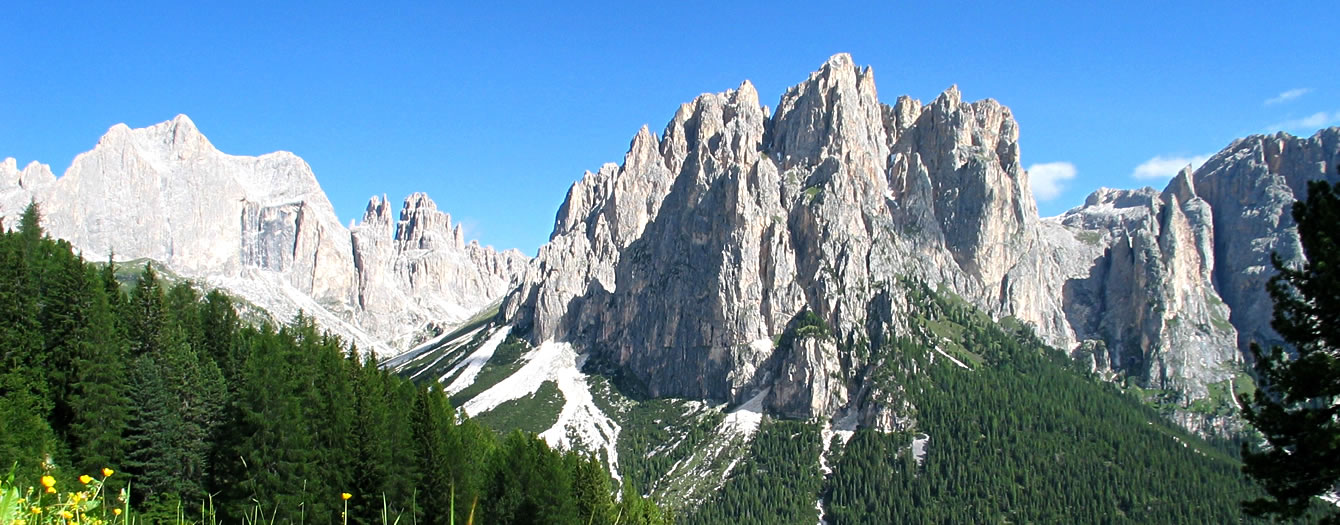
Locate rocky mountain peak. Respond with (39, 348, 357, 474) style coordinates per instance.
(502, 54, 1062, 425)
(360, 194, 396, 237)
(1, 158, 56, 190)
(395, 192, 460, 250)
(769, 52, 884, 170)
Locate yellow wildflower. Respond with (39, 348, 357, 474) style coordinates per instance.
(46, 486, 57, 494)
(61, 510, 74, 519)
(113, 508, 122, 516)
(31, 507, 42, 514)
(41, 475, 56, 488)
(102, 468, 114, 477)
(341, 492, 352, 500)
(79, 474, 93, 484)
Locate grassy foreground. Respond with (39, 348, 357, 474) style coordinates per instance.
(1, 468, 480, 525)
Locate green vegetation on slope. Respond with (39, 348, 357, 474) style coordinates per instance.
(679, 279, 1333, 523)
(474, 380, 566, 434)
(683, 419, 824, 525)
(450, 335, 534, 409)
(0, 205, 668, 525)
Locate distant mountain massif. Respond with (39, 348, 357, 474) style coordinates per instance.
(1, 116, 527, 356)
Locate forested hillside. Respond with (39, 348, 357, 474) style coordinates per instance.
(0, 203, 666, 524)
(678, 280, 1337, 524)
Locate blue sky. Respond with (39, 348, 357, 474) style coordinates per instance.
(3, 2, 1336, 254)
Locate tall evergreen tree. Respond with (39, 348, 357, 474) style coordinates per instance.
(0, 222, 55, 480)
(66, 265, 132, 477)
(1242, 179, 1340, 520)
(125, 264, 164, 356)
(411, 384, 456, 522)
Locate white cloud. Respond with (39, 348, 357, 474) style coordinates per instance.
(1132, 154, 1211, 180)
(1026, 161, 1076, 201)
(1264, 88, 1312, 106)
(1265, 111, 1340, 133)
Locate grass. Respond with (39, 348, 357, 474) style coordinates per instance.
(2, 469, 127, 525)
(472, 380, 565, 434)
(586, 375, 727, 509)
(1, 469, 476, 525)
(448, 336, 534, 408)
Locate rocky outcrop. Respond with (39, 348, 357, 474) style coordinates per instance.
(1055, 171, 1238, 399)
(1191, 132, 1340, 353)
(0, 115, 526, 355)
(501, 53, 1340, 433)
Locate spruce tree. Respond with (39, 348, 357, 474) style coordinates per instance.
(1242, 179, 1340, 520)
(0, 225, 55, 480)
(66, 265, 132, 477)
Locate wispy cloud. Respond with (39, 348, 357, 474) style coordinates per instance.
(1027, 162, 1076, 201)
(1132, 154, 1211, 180)
(1264, 88, 1312, 106)
(1265, 111, 1340, 133)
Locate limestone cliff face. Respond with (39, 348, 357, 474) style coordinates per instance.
(351, 193, 527, 348)
(0, 115, 526, 355)
(1055, 173, 1238, 400)
(502, 53, 1340, 431)
(1191, 132, 1340, 354)
(1054, 131, 1339, 401)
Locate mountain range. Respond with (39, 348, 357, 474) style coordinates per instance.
(4, 52, 1339, 517)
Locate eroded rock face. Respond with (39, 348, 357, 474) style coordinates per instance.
(1192, 132, 1340, 354)
(501, 53, 1340, 432)
(502, 54, 1071, 428)
(0, 115, 526, 355)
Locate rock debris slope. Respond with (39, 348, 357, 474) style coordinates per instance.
(0, 115, 526, 355)
(502, 53, 1340, 433)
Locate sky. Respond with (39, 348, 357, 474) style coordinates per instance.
(2, 2, 1337, 255)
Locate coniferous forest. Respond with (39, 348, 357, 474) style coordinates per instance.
(0, 204, 668, 524)
(680, 280, 1337, 524)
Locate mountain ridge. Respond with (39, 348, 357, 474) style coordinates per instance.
(499, 53, 1340, 437)
(0, 114, 528, 356)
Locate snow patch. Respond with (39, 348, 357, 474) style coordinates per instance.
(1321, 490, 1340, 508)
(934, 346, 971, 370)
(461, 341, 622, 480)
(539, 351, 623, 481)
(392, 325, 486, 377)
(910, 433, 929, 466)
(443, 326, 511, 391)
(721, 389, 769, 438)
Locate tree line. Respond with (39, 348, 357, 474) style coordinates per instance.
(0, 203, 669, 524)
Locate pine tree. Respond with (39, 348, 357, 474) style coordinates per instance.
(125, 264, 164, 356)
(1242, 179, 1340, 520)
(0, 226, 55, 480)
(411, 384, 455, 521)
(66, 265, 132, 477)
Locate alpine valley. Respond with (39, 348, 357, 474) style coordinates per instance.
(5, 54, 1339, 523)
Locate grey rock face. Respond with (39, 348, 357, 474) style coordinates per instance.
(502, 54, 1072, 426)
(1056, 171, 1238, 400)
(502, 53, 1340, 432)
(1191, 132, 1340, 354)
(0, 115, 525, 355)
